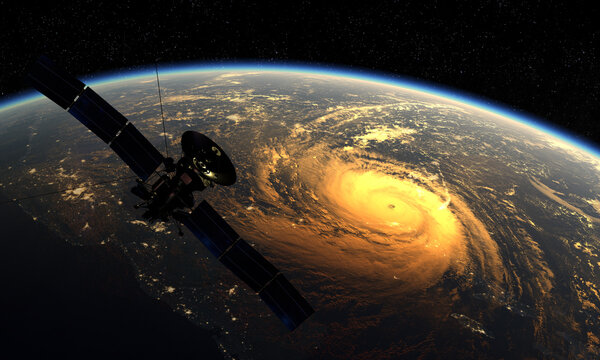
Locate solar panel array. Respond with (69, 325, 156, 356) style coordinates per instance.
(27, 56, 163, 181)
(182, 201, 314, 330)
(110, 123, 164, 181)
(68, 87, 128, 143)
(27, 55, 85, 109)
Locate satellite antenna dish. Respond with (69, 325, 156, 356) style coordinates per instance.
(181, 130, 236, 186)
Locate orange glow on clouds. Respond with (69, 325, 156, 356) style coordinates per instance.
(321, 168, 461, 247)
(226, 144, 505, 298)
(313, 160, 469, 293)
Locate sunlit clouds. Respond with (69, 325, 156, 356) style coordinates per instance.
(237, 143, 505, 297)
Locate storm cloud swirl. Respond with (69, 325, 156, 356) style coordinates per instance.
(226, 138, 505, 299)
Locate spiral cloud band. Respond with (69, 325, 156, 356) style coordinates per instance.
(233, 143, 504, 297)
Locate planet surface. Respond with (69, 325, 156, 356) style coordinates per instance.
(1, 67, 599, 359)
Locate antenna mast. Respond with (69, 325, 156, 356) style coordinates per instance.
(155, 63, 170, 159)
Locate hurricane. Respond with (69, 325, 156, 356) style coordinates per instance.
(229, 138, 506, 298)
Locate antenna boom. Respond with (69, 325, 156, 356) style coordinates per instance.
(155, 64, 170, 159)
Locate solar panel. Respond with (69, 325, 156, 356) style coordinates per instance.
(259, 273, 315, 331)
(68, 87, 128, 143)
(180, 200, 240, 257)
(219, 238, 279, 292)
(109, 123, 164, 181)
(27, 55, 85, 109)
(182, 200, 314, 330)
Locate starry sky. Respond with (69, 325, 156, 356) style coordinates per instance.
(2, 1, 599, 148)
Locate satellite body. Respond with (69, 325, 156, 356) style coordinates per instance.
(26, 56, 314, 331)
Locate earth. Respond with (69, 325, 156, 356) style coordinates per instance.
(1, 68, 599, 359)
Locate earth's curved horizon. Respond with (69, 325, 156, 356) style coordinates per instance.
(4, 63, 600, 160)
(1, 66, 599, 359)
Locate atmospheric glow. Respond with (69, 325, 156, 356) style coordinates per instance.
(1, 61, 598, 159)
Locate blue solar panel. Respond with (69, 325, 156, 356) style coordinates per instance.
(68, 88, 128, 143)
(219, 239, 279, 292)
(109, 123, 164, 181)
(183, 200, 314, 330)
(181, 200, 240, 257)
(259, 273, 314, 331)
(28, 56, 164, 181)
(27, 55, 85, 109)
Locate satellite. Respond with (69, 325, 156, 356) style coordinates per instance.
(26, 56, 314, 331)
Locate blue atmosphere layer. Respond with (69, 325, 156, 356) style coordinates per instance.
(2, 61, 599, 159)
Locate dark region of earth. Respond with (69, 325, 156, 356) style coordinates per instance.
(0, 196, 223, 358)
